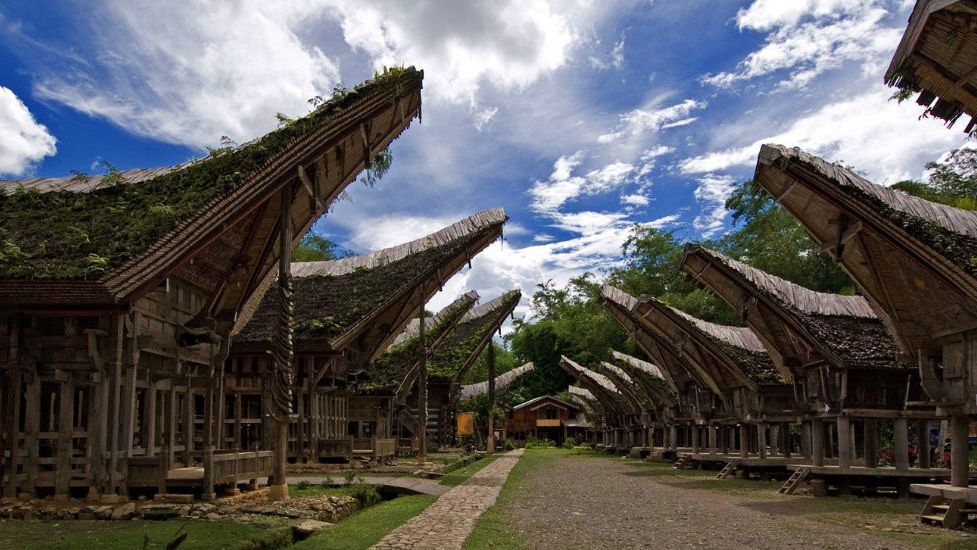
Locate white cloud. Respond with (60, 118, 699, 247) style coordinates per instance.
(680, 88, 964, 184)
(529, 154, 636, 213)
(0, 86, 56, 175)
(533, 233, 556, 243)
(472, 106, 498, 131)
(34, 1, 341, 148)
(621, 193, 649, 206)
(692, 175, 736, 238)
(590, 35, 626, 70)
(598, 98, 705, 143)
(703, 1, 901, 90)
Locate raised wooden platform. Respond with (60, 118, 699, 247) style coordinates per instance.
(789, 465, 952, 478)
(911, 483, 977, 504)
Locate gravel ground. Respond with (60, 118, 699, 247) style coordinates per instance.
(501, 454, 918, 549)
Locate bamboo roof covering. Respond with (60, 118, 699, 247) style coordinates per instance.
(886, 0, 977, 132)
(568, 385, 596, 402)
(559, 355, 636, 415)
(0, 68, 424, 312)
(427, 289, 521, 383)
(610, 351, 677, 409)
(568, 386, 599, 416)
(512, 394, 575, 411)
(754, 144, 977, 359)
(599, 361, 649, 412)
(682, 244, 906, 372)
(357, 291, 478, 395)
(233, 209, 506, 362)
(460, 362, 534, 400)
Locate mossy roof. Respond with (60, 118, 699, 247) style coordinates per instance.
(758, 144, 977, 277)
(0, 67, 423, 282)
(460, 362, 534, 400)
(885, 0, 977, 133)
(661, 302, 784, 386)
(426, 290, 521, 381)
(357, 291, 478, 394)
(234, 209, 507, 346)
(684, 245, 906, 370)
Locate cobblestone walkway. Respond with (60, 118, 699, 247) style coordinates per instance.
(371, 449, 524, 550)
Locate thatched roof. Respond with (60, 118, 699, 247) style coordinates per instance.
(357, 291, 478, 395)
(886, 0, 977, 132)
(599, 361, 649, 412)
(234, 209, 507, 357)
(648, 297, 782, 386)
(609, 351, 676, 409)
(759, 145, 977, 274)
(559, 355, 636, 415)
(0, 68, 423, 308)
(427, 289, 521, 382)
(682, 245, 906, 371)
(460, 362, 534, 400)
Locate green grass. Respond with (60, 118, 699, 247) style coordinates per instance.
(440, 455, 498, 487)
(292, 494, 437, 549)
(463, 448, 573, 550)
(0, 519, 290, 550)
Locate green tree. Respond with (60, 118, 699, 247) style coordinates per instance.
(292, 233, 339, 261)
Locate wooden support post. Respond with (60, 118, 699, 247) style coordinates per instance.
(669, 424, 677, 450)
(863, 418, 877, 468)
(487, 343, 496, 454)
(950, 414, 969, 488)
(780, 422, 791, 458)
(894, 417, 909, 473)
(917, 420, 931, 469)
(800, 422, 812, 459)
(417, 302, 428, 463)
(720, 425, 729, 455)
(55, 373, 73, 499)
(707, 422, 717, 454)
(202, 371, 215, 499)
(234, 393, 243, 450)
(757, 423, 767, 459)
(837, 416, 851, 469)
(812, 419, 825, 467)
(166, 388, 177, 467)
(739, 424, 749, 458)
(268, 186, 295, 501)
(691, 424, 700, 453)
(158, 443, 169, 496)
(183, 387, 194, 465)
(146, 382, 157, 457)
(24, 373, 39, 496)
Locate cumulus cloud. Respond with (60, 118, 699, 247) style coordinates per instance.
(589, 35, 626, 70)
(0, 86, 56, 175)
(692, 175, 736, 238)
(679, 88, 963, 183)
(529, 154, 637, 213)
(702, 0, 901, 90)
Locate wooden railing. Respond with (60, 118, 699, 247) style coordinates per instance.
(351, 438, 373, 453)
(210, 451, 274, 485)
(375, 438, 396, 458)
(318, 438, 351, 458)
(397, 437, 419, 456)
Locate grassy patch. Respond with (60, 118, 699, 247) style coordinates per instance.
(292, 494, 437, 550)
(0, 519, 290, 550)
(440, 455, 498, 487)
(464, 448, 572, 550)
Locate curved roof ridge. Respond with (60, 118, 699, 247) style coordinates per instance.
(661, 301, 766, 352)
(688, 245, 877, 318)
(292, 208, 506, 278)
(600, 361, 634, 384)
(610, 350, 665, 379)
(460, 362, 534, 399)
(761, 144, 977, 237)
(568, 385, 595, 400)
(561, 356, 620, 395)
(463, 288, 520, 320)
(601, 284, 638, 310)
(390, 291, 479, 347)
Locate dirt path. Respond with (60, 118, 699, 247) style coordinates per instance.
(499, 452, 921, 549)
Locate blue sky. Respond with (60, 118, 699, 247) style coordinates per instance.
(0, 0, 970, 320)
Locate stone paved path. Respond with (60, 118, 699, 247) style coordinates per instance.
(498, 452, 931, 549)
(371, 449, 524, 550)
(287, 475, 450, 496)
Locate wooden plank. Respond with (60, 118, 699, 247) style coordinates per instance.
(55, 375, 73, 496)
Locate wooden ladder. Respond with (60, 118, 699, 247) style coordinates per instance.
(673, 455, 691, 469)
(778, 467, 809, 495)
(715, 459, 739, 479)
(920, 496, 977, 528)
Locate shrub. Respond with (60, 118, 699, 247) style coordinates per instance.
(348, 484, 381, 508)
(343, 470, 356, 485)
(562, 438, 575, 449)
(503, 438, 516, 451)
(296, 480, 311, 491)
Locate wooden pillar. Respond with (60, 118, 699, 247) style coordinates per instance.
(268, 187, 294, 500)
(894, 417, 909, 473)
(145, 382, 157, 457)
(757, 423, 767, 459)
(669, 424, 677, 450)
(108, 316, 123, 494)
(863, 418, 877, 468)
(739, 424, 749, 458)
(202, 370, 215, 499)
(707, 422, 717, 454)
(166, 387, 177, 467)
(234, 393, 243, 450)
(837, 416, 851, 469)
(487, 344, 496, 454)
(55, 372, 73, 499)
(183, 387, 194, 465)
(812, 419, 825, 467)
(950, 414, 969, 488)
(24, 373, 39, 495)
(691, 424, 700, 453)
(417, 302, 428, 462)
(780, 422, 791, 458)
(720, 425, 729, 455)
(917, 420, 931, 469)
(800, 421, 812, 459)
